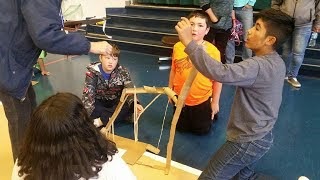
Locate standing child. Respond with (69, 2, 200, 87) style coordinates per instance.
(200, 0, 234, 63)
(225, 0, 256, 64)
(33, 50, 50, 76)
(175, 8, 294, 179)
(12, 93, 136, 180)
(272, 0, 320, 88)
(169, 10, 222, 135)
(82, 44, 143, 127)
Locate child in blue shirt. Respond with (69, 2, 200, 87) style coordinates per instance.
(82, 44, 143, 127)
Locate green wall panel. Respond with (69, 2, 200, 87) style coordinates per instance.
(254, 0, 271, 10)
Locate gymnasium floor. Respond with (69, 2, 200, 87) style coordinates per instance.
(1, 51, 320, 179)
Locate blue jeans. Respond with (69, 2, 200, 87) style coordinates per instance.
(282, 24, 312, 78)
(198, 131, 273, 180)
(226, 7, 253, 64)
(0, 84, 36, 161)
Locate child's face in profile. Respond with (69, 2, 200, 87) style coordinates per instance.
(99, 54, 118, 73)
(246, 18, 273, 53)
(189, 16, 209, 43)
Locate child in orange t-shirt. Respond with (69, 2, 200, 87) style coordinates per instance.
(168, 10, 222, 135)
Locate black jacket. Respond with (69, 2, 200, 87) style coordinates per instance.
(199, 0, 234, 31)
(0, 0, 90, 99)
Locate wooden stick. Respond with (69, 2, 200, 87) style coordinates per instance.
(134, 86, 138, 142)
(105, 86, 177, 134)
(165, 67, 198, 174)
(123, 86, 178, 103)
(137, 94, 161, 118)
(124, 86, 165, 94)
(105, 94, 128, 131)
(163, 87, 178, 104)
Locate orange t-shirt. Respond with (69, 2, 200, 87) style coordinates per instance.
(171, 41, 220, 106)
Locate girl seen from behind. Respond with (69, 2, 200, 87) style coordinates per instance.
(12, 92, 136, 180)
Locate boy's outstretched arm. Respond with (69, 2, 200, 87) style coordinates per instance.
(185, 41, 259, 87)
(176, 17, 258, 86)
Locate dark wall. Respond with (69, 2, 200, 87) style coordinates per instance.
(254, 0, 271, 10)
(136, 0, 272, 10)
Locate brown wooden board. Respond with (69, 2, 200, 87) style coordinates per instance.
(129, 152, 199, 179)
(64, 19, 104, 27)
(110, 135, 148, 165)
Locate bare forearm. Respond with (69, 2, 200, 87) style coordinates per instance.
(37, 58, 46, 72)
(231, 10, 236, 20)
(168, 68, 175, 89)
(211, 81, 222, 104)
(205, 8, 218, 23)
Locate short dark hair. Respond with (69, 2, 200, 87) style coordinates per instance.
(187, 10, 210, 28)
(17, 93, 118, 180)
(255, 8, 294, 48)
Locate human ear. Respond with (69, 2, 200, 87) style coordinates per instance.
(99, 55, 102, 62)
(266, 36, 276, 46)
(205, 27, 210, 35)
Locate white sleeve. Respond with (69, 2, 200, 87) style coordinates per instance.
(11, 160, 25, 180)
(95, 153, 136, 180)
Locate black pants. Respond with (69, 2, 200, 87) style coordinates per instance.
(174, 98, 217, 135)
(90, 99, 132, 125)
(0, 84, 36, 161)
(204, 28, 231, 64)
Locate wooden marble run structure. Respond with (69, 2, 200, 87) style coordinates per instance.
(100, 67, 199, 175)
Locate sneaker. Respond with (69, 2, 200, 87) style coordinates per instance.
(287, 77, 301, 88)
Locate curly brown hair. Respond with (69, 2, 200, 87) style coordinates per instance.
(17, 92, 118, 180)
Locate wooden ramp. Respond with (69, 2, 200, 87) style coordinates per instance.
(109, 134, 160, 165)
(116, 147, 200, 180)
(129, 155, 199, 180)
(107, 134, 200, 179)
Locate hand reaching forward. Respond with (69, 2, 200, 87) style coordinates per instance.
(90, 41, 113, 55)
(312, 25, 320, 33)
(136, 104, 144, 116)
(175, 17, 193, 47)
(211, 102, 219, 120)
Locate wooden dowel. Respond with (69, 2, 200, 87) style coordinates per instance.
(105, 95, 128, 131)
(163, 87, 178, 104)
(165, 67, 198, 174)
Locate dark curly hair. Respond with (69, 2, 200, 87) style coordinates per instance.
(17, 92, 118, 180)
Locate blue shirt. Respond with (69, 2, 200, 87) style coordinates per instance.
(234, 0, 256, 7)
(98, 64, 111, 80)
